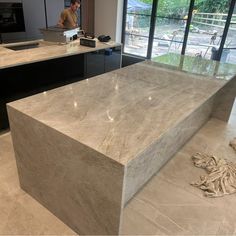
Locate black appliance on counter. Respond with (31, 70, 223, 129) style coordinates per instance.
(0, 2, 25, 33)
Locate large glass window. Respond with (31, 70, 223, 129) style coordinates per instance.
(152, 0, 190, 58)
(122, 0, 236, 64)
(123, 0, 152, 57)
(221, 3, 236, 63)
(185, 0, 230, 60)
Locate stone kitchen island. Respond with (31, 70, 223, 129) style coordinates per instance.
(7, 56, 236, 235)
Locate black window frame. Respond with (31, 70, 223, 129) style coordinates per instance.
(122, 0, 236, 61)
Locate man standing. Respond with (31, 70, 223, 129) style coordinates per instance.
(58, 0, 80, 29)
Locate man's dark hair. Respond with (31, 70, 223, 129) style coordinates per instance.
(71, 0, 80, 5)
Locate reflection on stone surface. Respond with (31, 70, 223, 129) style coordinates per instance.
(153, 53, 236, 80)
(2, 53, 236, 234)
(8, 57, 234, 209)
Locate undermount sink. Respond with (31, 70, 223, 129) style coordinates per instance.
(5, 42, 40, 51)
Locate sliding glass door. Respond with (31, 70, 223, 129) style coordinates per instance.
(123, 0, 153, 57)
(122, 0, 236, 63)
(152, 0, 190, 58)
(221, 3, 236, 63)
(185, 0, 230, 60)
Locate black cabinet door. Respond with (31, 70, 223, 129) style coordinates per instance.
(0, 99, 8, 130)
(84, 50, 105, 78)
(104, 46, 121, 73)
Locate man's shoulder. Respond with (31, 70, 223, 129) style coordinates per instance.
(61, 8, 70, 15)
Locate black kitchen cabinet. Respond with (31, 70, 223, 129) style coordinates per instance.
(84, 50, 105, 78)
(105, 46, 122, 73)
(0, 45, 122, 130)
(84, 46, 121, 78)
(0, 54, 84, 130)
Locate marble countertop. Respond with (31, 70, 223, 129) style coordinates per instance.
(0, 39, 121, 69)
(0, 46, 14, 55)
(8, 58, 236, 165)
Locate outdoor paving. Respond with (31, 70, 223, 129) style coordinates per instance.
(124, 23, 236, 63)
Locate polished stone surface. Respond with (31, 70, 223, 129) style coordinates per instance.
(0, 103, 235, 235)
(124, 95, 215, 203)
(0, 131, 76, 235)
(153, 54, 236, 124)
(0, 47, 13, 55)
(212, 75, 236, 121)
(122, 110, 236, 235)
(8, 106, 124, 235)
(0, 39, 121, 69)
(6, 57, 236, 234)
(7, 60, 230, 166)
(153, 53, 236, 80)
(8, 57, 236, 234)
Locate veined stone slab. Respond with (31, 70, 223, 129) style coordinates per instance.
(7, 58, 236, 235)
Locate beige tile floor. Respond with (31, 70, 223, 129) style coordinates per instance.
(0, 100, 236, 235)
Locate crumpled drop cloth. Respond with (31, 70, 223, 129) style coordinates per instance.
(191, 138, 236, 197)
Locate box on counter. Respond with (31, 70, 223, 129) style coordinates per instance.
(80, 37, 97, 48)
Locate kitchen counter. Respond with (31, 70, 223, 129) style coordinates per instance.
(0, 46, 14, 54)
(0, 39, 122, 130)
(0, 39, 121, 69)
(7, 60, 234, 165)
(7, 55, 236, 235)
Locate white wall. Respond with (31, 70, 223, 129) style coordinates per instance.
(94, 0, 124, 42)
(116, 0, 124, 42)
(23, 0, 46, 40)
(45, 0, 64, 27)
(23, 0, 64, 39)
